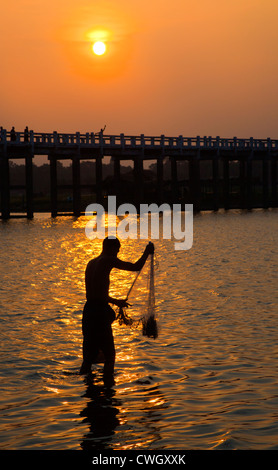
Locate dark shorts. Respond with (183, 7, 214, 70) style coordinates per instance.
(82, 300, 116, 364)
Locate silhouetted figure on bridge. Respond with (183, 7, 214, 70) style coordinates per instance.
(99, 125, 106, 135)
(10, 127, 16, 142)
(24, 126, 29, 142)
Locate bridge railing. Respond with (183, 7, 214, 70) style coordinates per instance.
(1, 129, 278, 150)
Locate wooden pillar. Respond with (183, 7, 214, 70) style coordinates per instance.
(212, 154, 219, 211)
(72, 156, 81, 217)
(134, 156, 144, 208)
(223, 156, 229, 210)
(50, 156, 58, 217)
(25, 154, 34, 219)
(189, 153, 201, 212)
(271, 155, 277, 207)
(246, 152, 253, 210)
(157, 156, 164, 204)
(113, 157, 121, 200)
(95, 156, 103, 204)
(239, 156, 245, 209)
(0, 150, 10, 219)
(171, 157, 178, 203)
(262, 155, 269, 209)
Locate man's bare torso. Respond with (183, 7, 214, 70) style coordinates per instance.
(85, 245, 152, 304)
(85, 254, 115, 302)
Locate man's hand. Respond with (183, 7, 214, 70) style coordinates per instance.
(147, 242, 155, 255)
(114, 299, 131, 308)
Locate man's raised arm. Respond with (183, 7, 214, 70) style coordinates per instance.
(113, 242, 154, 272)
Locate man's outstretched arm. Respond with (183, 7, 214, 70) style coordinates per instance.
(114, 242, 154, 272)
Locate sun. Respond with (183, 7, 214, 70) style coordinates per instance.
(92, 41, 106, 56)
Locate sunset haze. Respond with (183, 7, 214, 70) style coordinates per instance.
(1, 0, 278, 138)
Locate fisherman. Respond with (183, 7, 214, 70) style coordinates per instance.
(24, 126, 29, 142)
(80, 236, 154, 386)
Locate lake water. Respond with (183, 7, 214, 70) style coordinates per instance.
(0, 209, 278, 450)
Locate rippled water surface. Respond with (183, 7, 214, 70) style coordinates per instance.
(0, 210, 278, 450)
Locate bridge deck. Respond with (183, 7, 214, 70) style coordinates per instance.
(1, 130, 278, 153)
(0, 129, 277, 219)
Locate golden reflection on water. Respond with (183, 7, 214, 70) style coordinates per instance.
(1, 211, 278, 449)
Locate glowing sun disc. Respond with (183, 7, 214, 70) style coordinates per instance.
(92, 41, 106, 55)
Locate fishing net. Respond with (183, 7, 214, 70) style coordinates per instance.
(117, 306, 134, 327)
(142, 253, 158, 339)
(116, 252, 158, 339)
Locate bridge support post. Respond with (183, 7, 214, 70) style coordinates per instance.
(113, 157, 121, 201)
(212, 154, 219, 211)
(239, 156, 246, 209)
(262, 156, 269, 209)
(223, 156, 229, 210)
(72, 156, 81, 217)
(170, 157, 178, 203)
(0, 149, 10, 219)
(95, 156, 103, 204)
(246, 153, 253, 210)
(271, 155, 277, 207)
(50, 156, 58, 217)
(157, 156, 164, 204)
(134, 156, 144, 209)
(189, 154, 201, 212)
(25, 153, 34, 219)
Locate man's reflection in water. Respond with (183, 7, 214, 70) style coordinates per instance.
(79, 373, 167, 450)
(80, 374, 121, 450)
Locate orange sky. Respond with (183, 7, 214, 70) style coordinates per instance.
(1, 0, 278, 138)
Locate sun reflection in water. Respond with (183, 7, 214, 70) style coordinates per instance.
(28, 215, 164, 448)
(45, 386, 60, 394)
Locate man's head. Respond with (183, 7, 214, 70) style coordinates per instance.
(102, 236, 121, 255)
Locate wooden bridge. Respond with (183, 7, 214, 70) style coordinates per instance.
(0, 129, 277, 218)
